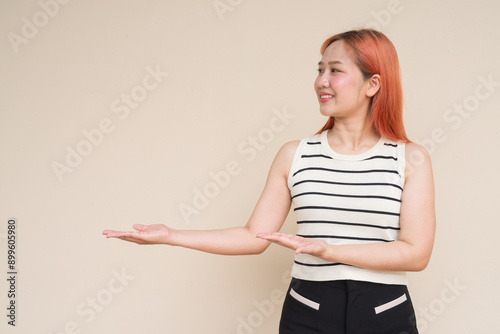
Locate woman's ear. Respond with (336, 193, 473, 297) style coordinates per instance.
(366, 74, 381, 97)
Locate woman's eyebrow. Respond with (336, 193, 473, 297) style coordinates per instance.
(317, 60, 344, 66)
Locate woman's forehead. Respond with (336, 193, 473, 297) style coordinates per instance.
(321, 40, 353, 65)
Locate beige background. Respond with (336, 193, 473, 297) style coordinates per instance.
(1, 0, 499, 333)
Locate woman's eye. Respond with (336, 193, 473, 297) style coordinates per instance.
(317, 68, 339, 74)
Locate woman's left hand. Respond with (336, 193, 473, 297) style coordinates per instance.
(256, 232, 329, 257)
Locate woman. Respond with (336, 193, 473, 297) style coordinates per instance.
(103, 29, 435, 333)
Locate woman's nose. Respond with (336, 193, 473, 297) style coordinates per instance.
(320, 75, 330, 87)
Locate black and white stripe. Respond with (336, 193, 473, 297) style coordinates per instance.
(288, 131, 407, 285)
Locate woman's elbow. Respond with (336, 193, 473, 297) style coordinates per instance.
(407, 252, 432, 272)
(252, 241, 271, 255)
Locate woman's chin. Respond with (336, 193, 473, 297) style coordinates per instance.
(319, 107, 335, 117)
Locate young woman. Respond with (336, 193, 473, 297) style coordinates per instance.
(103, 29, 435, 333)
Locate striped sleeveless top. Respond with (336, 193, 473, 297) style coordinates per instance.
(288, 130, 407, 285)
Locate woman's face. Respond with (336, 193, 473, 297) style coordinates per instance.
(314, 40, 373, 120)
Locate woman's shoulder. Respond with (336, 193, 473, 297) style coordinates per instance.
(280, 140, 301, 152)
(403, 141, 432, 182)
(278, 132, 323, 161)
(404, 142, 431, 163)
(272, 132, 324, 176)
(281, 132, 322, 149)
(275, 140, 301, 166)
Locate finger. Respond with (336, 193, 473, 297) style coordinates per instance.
(274, 233, 297, 244)
(257, 234, 285, 243)
(103, 230, 132, 237)
(133, 224, 145, 231)
(103, 230, 122, 238)
(103, 229, 121, 235)
(296, 242, 323, 256)
(109, 231, 141, 239)
(258, 232, 290, 239)
(295, 245, 308, 254)
(107, 232, 147, 243)
(118, 236, 146, 244)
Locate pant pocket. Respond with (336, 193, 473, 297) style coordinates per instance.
(279, 281, 321, 333)
(290, 288, 321, 310)
(348, 283, 418, 334)
(374, 293, 407, 314)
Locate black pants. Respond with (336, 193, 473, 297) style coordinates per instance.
(279, 278, 418, 334)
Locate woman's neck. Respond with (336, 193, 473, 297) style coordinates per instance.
(328, 117, 380, 154)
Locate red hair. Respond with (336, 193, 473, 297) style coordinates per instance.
(316, 29, 410, 143)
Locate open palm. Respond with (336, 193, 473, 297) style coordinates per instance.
(102, 224, 171, 245)
(257, 232, 329, 257)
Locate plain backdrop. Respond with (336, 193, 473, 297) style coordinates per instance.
(1, 0, 499, 333)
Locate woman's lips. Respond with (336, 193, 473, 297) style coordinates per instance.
(319, 93, 334, 103)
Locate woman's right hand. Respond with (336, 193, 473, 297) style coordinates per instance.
(102, 224, 172, 245)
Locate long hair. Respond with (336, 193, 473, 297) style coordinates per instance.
(316, 29, 410, 143)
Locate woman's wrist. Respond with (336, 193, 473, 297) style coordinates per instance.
(164, 227, 180, 246)
(320, 244, 337, 262)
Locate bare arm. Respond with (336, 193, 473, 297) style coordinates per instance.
(258, 142, 436, 271)
(102, 141, 299, 255)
